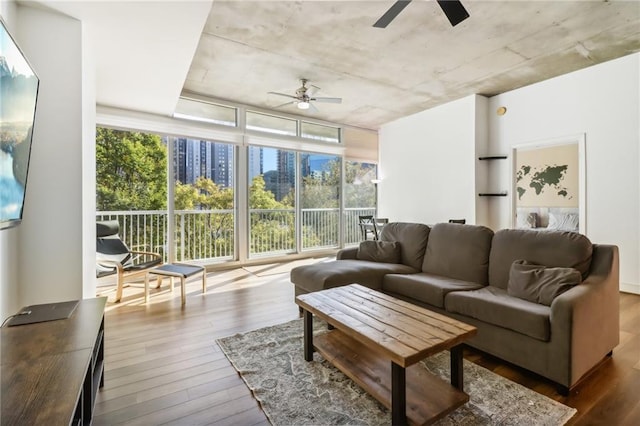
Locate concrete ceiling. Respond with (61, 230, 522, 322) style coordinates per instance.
(30, 1, 640, 130)
(185, 0, 640, 129)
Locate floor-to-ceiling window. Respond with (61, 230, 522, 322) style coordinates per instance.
(248, 146, 296, 257)
(172, 138, 235, 262)
(96, 127, 169, 259)
(300, 153, 341, 250)
(344, 160, 378, 245)
(97, 96, 378, 266)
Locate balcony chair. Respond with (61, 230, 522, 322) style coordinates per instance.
(358, 215, 378, 241)
(96, 220, 163, 303)
(374, 217, 389, 239)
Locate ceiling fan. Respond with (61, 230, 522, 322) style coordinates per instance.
(374, 0, 469, 28)
(268, 79, 342, 111)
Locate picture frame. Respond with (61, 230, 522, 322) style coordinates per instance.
(511, 134, 586, 234)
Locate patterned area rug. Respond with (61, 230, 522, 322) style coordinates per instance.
(217, 319, 576, 425)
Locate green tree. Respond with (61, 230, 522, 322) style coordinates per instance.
(193, 177, 234, 210)
(248, 175, 295, 254)
(174, 181, 198, 210)
(344, 161, 376, 208)
(249, 175, 287, 209)
(301, 157, 341, 209)
(174, 177, 234, 260)
(299, 157, 341, 247)
(96, 127, 167, 211)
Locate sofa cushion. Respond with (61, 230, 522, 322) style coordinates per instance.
(422, 223, 494, 284)
(383, 273, 485, 308)
(489, 229, 592, 290)
(356, 241, 401, 264)
(508, 260, 582, 306)
(336, 246, 358, 260)
(290, 260, 418, 294)
(379, 222, 430, 270)
(445, 286, 551, 341)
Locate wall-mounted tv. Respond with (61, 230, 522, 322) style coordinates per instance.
(0, 17, 39, 230)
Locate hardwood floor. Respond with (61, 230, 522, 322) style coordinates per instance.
(94, 266, 640, 425)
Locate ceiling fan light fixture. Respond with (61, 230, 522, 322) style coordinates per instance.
(297, 101, 310, 110)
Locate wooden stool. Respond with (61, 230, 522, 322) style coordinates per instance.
(145, 263, 206, 305)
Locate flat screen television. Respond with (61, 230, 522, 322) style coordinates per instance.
(0, 17, 39, 230)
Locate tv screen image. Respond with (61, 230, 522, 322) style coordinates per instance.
(0, 17, 39, 230)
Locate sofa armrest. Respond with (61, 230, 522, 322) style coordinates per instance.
(550, 244, 619, 387)
(337, 247, 358, 260)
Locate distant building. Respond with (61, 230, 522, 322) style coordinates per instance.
(276, 150, 295, 201)
(263, 169, 279, 197)
(248, 147, 263, 182)
(173, 138, 234, 188)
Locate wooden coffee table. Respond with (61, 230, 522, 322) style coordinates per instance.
(295, 284, 477, 426)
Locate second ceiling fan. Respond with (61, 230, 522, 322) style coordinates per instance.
(374, 0, 470, 28)
(268, 79, 342, 111)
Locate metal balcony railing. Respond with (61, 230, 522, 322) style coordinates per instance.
(96, 207, 376, 263)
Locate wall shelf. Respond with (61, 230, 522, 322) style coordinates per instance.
(478, 155, 508, 160)
(479, 156, 508, 196)
(478, 192, 508, 197)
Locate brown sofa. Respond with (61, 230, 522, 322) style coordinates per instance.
(290, 222, 620, 393)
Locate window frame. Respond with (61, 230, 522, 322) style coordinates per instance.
(96, 99, 378, 267)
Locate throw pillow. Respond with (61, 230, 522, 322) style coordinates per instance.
(356, 241, 401, 264)
(507, 260, 582, 306)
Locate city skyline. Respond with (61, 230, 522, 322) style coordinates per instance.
(174, 140, 342, 186)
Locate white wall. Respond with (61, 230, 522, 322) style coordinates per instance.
(379, 54, 640, 293)
(11, 5, 91, 309)
(378, 54, 639, 294)
(378, 94, 485, 225)
(488, 53, 640, 293)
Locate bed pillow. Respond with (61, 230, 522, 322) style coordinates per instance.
(516, 212, 538, 229)
(507, 259, 582, 306)
(548, 212, 579, 231)
(356, 241, 401, 264)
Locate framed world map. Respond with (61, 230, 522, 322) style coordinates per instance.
(515, 143, 579, 208)
(511, 134, 586, 234)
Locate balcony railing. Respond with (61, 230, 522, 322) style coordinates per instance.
(250, 208, 295, 256)
(96, 207, 376, 263)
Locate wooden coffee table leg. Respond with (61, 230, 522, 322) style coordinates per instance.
(450, 344, 464, 390)
(391, 362, 408, 426)
(303, 310, 314, 361)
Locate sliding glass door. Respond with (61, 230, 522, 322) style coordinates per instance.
(248, 146, 296, 257)
(344, 161, 377, 245)
(172, 138, 235, 262)
(96, 127, 169, 260)
(300, 153, 341, 250)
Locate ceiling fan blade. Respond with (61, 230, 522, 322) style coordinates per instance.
(312, 97, 342, 104)
(309, 102, 319, 113)
(436, 0, 469, 27)
(307, 84, 321, 97)
(373, 0, 412, 28)
(274, 100, 296, 108)
(268, 91, 298, 100)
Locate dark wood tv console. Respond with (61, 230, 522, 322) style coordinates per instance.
(0, 297, 106, 425)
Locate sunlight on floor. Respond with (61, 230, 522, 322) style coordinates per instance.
(98, 256, 333, 313)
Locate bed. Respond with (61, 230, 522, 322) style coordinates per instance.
(515, 207, 580, 232)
